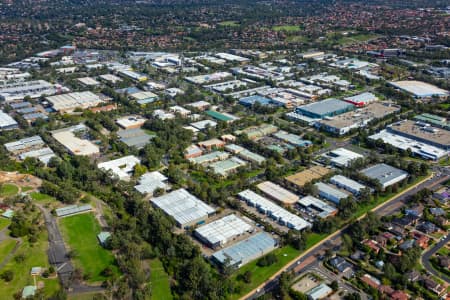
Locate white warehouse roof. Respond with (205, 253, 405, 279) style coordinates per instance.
(195, 214, 252, 246)
(98, 155, 140, 181)
(151, 189, 215, 227)
(238, 189, 311, 231)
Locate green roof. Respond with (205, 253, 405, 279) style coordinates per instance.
(206, 110, 236, 122)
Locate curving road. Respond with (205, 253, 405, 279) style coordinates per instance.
(421, 234, 450, 284)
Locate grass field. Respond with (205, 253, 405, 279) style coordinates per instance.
(0, 218, 10, 231)
(149, 259, 173, 300)
(0, 183, 19, 197)
(231, 245, 300, 299)
(219, 21, 239, 27)
(60, 213, 118, 282)
(0, 239, 17, 264)
(0, 231, 60, 298)
(273, 25, 301, 32)
(21, 186, 34, 192)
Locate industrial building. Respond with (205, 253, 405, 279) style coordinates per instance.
(186, 100, 211, 111)
(215, 52, 250, 63)
(273, 131, 312, 147)
(206, 110, 239, 123)
(285, 166, 331, 189)
(413, 113, 449, 130)
(294, 98, 355, 119)
(51, 125, 100, 156)
(297, 195, 337, 219)
(361, 163, 408, 189)
(118, 70, 147, 82)
(306, 283, 333, 300)
(235, 124, 278, 140)
(0, 110, 18, 130)
(343, 92, 378, 107)
(190, 120, 217, 130)
(330, 175, 367, 195)
(205, 80, 248, 93)
(194, 214, 252, 248)
(184, 144, 203, 159)
(4, 135, 56, 164)
(209, 157, 247, 177)
(134, 171, 169, 195)
(198, 138, 225, 150)
(118, 128, 153, 149)
(0, 80, 58, 102)
(77, 77, 100, 86)
(321, 148, 363, 168)
(116, 115, 147, 129)
(129, 91, 158, 104)
(238, 189, 311, 231)
(385, 120, 450, 150)
(239, 95, 273, 107)
(151, 188, 216, 228)
(189, 151, 229, 165)
(46, 91, 105, 113)
(317, 102, 400, 135)
(99, 74, 122, 84)
(98, 155, 141, 181)
(257, 181, 299, 205)
(314, 182, 351, 204)
(211, 232, 277, 268)
(369, 130, 448, 161)
(224, 144, 266, 165)
(389, 80, 448, 99)
(185, 72, 232, 85)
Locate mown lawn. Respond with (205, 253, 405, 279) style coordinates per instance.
(0, 183, 19, 197)
(0, 239, 17, 264)
(0, 231, 60, 298)
(149, 259, 173, 300)
(273, 25, 301, 32)
(0, 218, 10, 231)
(230, 245, 300, 299)
(59, 213, 118, 283)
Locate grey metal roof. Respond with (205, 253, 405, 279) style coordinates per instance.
(361, 163, 408, 186)
(297, 98, 354, 116)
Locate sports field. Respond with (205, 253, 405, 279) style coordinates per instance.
(60, 213, 118, 282)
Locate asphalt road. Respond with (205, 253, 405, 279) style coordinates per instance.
(421, 234, 450, 284)
(245, 171, 448, 300)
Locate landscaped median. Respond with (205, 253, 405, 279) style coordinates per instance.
(230, 173, 433, 300)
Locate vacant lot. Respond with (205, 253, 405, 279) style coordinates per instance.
(60, 213, 117, 282)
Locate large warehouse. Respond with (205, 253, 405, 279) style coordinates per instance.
(257, 181, 299, 205)
(314, 182, 350, 205)
(211, 232, 277, 268)
(298, 195, 337, 219)
(0, 80, 58, 102)
(151, 189, 216, 228)
(238, 189, 311, 231)
(389, 80, 448, 99)
(386, 120, 450, 151)
(361, 163, 408, 189)
(294, 98, 354, 119)
(51, 125, 100, 156)
(98, 155, 141, 181)
(194, 214, 252, 248)
(46, 91, 105, 113)
(0, 110, 18, 130)
(321, 148, 363, 168)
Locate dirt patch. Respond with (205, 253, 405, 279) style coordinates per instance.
(0, 171, 42, 192)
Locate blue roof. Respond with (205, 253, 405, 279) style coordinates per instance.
(239, 95, 272, 107)
(212, 232, 276, 267)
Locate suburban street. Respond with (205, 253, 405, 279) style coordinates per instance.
(421, 234, 450, 284)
